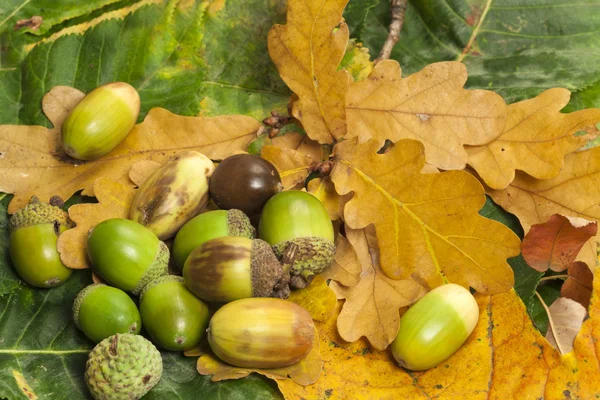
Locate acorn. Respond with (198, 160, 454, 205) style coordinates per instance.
(183, 236, 289, 302)
(209, 154, 282, 216)
(9, 197, 73, 288)
(258, 190, 335, 288)
(73, 284, 141, 343)
(139, 276, 209, 351)
(129, 151, 215, 240)
(61, 82, 140, 161)
(173, 209, 255, 270)
(391, 284, 479, 371)
(87, 218, 169, 295)
(207, 298, 315, 368)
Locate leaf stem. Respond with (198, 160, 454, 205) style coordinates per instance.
(376, 0, 407, 61)
(535, 291, 566, 355)
(539, 274, 569, 282)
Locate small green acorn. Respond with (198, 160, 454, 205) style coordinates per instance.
(391, 284, 479, 371)
(73, 283, 141, 343)
(173, 209, 255, 269)
(87, 218, 169, 295)
(140, 276, 209, 351)
(61, 82, 140, 161)
(258, 190, 335, 288)
(9, 196, 73, 288)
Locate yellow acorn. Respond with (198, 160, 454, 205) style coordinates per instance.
(391, 283, 479, 371)
(61, 82, 140, 160)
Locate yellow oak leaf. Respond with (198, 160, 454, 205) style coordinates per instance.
(321, 230, 362, 287)
(346, 60, 507, 170)
(195, 326, 322, 386)
(288, 275, 337, 322)
(467, 88, 600, 189)
(271, 132, 325, 162)
(278, 267, 600, 399)
(487, 146, 600, 270)
(268, 0, 350, 144)
(261, 145, 313, 190)
(331, 226, 425, 350)
(128, 160, 161, 186)
(330, 138, 521, 294)
(57, 178, 136, 269)
(307, 177, 343, 221)
(0, 86, 261, 213)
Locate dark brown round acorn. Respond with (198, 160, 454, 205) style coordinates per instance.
(209, 154, 282, 216)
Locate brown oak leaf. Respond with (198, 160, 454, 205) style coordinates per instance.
(321, 231, 362, 287)
(261, 145, 313, 190)
(562, 262, 594, 309)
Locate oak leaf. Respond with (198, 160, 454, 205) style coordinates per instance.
(57, 178, 136, 269)
(307, 177, 343, 221)
(330, 226, 425, 350)
(467, 88, 600, 189)
(330, 138, 521, 294)
(321, 231, 361, 287)
(261, 145, 313, 190)
(562, 261, 594, 309)
(271, 132, 325, 162)
(288, 275, 337, 322)
(544, 297, 587, 355)
(346, 60, 507, 170)
(0, 86, 261, 213)
(521, 214, 597, 272)
(128, 160, 161, 186)
(195, 326, 322, 386)
(268, 0, 350, 144)
(487, 146, 600, 270)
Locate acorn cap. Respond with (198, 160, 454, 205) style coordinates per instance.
(73, 283, 105, 330)
(133, 241, 170, 295)
(140, 275, 184, 301)
(227, 209, 256, 238)
(251, 239, 285, 297)
(10, 196, 72, 231)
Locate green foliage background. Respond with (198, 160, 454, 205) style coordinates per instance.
(1, 0, 598, 398)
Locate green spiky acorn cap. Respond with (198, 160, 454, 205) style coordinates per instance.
(10, 196, 72, 231)
(139, 275, 184, 301)
(73, 283, 104, 329)
(85, 333, 162, 400)
(133, 241, 170, 295)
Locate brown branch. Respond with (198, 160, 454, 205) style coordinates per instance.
(376, 0, 407, 61)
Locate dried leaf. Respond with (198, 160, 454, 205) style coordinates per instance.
(268, 0, 350, 144)
(0, 86, 261, 213)
(487, 146, 600, 270)
(545, 297, 587, 355)
(521, 214, 597, 272)
(129, 160, 161, 186)
(196, 326, 322, 386)
(332, 227, 425, 350)
(321, 231, 361, 287)
(331, 138, 521, 294)
(57, 178, 136, 269)
(261, 145, 312, 190)
(288, 275, 337, 322)
(467, 88, 600, 189)
(562, 262, 594, 309)
(346, 60, 507, 170)
(271, 132, 325, 162)
(307, 177, 342, 221)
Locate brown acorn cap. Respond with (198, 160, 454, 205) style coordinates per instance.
(139, 275, 184, 301)
(132, 241, 170, 295)
(250, 239, 285, 298)
(227, 209, 256, 239)
(10, 196, 73, 231)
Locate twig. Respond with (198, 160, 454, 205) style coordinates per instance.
(376, 0, 407, 61)
(535, 291, 566, 355)
(539, 274, 569, 282)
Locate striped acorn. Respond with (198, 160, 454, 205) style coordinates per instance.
(183, 236, 288, 302)
(173, 209, 255, 270)
(61, 82, 140, 161)
(129, 151, 215, 240)
(259, 190, 335, 289)
(207, 298, 315, 368)
(391, 284, 479, 371)
(87, 218, 169, 295)
(9, 196, 73, 288)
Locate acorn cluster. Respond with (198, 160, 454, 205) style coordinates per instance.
(7, 84, 334, 400)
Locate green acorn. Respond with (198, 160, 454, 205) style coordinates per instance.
(73, 284, 141, 343)
(9, 197, 73, 288)
(87, 218, 169, 295)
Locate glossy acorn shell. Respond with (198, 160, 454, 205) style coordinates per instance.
(9, 224, 72, 288)
(140, 277, 209, 351)
(209, 154, 282, 216)
(258, 190, 334, 245)
(208, 298, 315, 368)
(61, 82, 140, 160)
(391, 284, 479, 371)
(87, 218, 162, 293)
(74, 284, 141, 343)
(183, 236, 254, 303)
